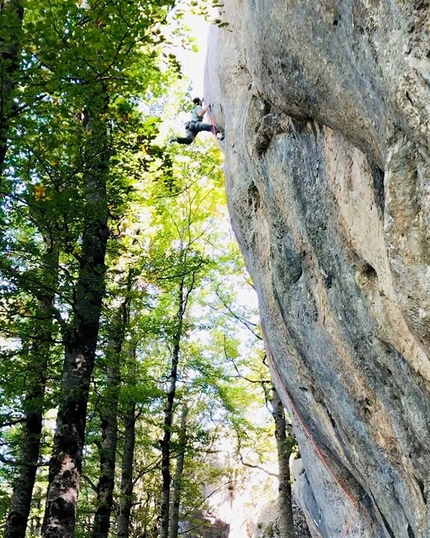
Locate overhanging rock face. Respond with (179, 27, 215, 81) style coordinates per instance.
(205, 1, 430, 537)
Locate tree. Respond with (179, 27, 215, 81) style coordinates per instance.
(117, 346, 139, 538)
(101, 138, 233, 538)
(92, 281, 131, 538)
(210, 277, 299, 538)
(271, 387, 295, 538)
(0, 0, 23, 175)
(4, 246, 59, 538)
(159, 259, 203, 538)
(169, 402, 189, 538)
(143, 148, 224, 538)
(41, 91, 111, 538)
(0, 0, 178, 535)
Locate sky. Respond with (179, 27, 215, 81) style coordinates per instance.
(176, 14, 209, 98)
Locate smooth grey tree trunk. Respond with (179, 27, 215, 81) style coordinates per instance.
(92, 290, 131, 538)
(42, 106, 110, 538)
(271, 386, 295, 538)
(5, 248, 58, 538)
(117, 348, 137, 538)
(168, 404, 189, 538)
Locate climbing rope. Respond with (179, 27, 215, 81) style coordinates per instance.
(207, 103, 223, 140)
(341, 510, 357, 538)
(261, 321, 360, 537)
(208, 103, 217, 135)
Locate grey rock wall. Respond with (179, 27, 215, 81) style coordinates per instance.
(205, 1, 430, 537)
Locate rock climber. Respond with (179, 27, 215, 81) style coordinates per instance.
(170, 97, 224, 145)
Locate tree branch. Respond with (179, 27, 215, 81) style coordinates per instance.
(239, 452, 278, 477)
(215, 289, 263, 340)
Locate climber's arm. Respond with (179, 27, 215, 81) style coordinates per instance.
(197, 100, 211, 117)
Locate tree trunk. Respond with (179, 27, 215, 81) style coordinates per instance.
(168, 403, 188, 538)
(0, 0, 23, 175)
(160, 278, 187, 538)
(5, 248, 58, 538)
(92, 290, 131, 538)
(42, 105, 110, 538)
(117, 347, 137, 538)
(271, 386, 295, 538)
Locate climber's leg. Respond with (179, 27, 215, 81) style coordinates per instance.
(195, 122, 215, 134)
(171, 129, 197, 145)
(195, 122, 225, 140)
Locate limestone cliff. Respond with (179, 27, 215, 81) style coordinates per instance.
(205, 1, 430, 537)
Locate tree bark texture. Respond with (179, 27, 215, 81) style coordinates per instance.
(117, 349, 137, 538)
(0, 0, 23, 175)
(168, 404, 189, 538)
(92, 291, 131, 538)
(5, 248, 59, 538)
(42, 105, 110, 538)
(271, 387, 295, 538)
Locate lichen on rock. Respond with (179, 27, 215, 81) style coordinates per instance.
(206, 1, 430, 537)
